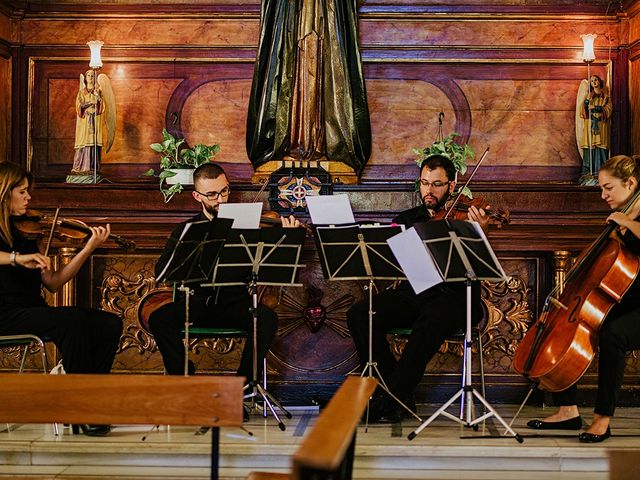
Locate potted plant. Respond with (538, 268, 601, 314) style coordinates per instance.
(145, 128, 220, 202)
(413, 132, 475, 198)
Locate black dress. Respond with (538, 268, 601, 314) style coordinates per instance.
(0, 224, 122, 374)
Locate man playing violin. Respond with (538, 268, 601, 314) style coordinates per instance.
(149, 163, 298, 410)
(346, 154, 490, 422)
(0, 162, 122, 436)
(527, 155, 640, 443)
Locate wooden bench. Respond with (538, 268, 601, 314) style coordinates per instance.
(0, 373, 243, 480)
(248, 376, 378, 480)
(609, 450, 640, 480)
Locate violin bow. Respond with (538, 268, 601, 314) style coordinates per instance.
(43, 207, 61, 257)
(444, 147, 490, 220)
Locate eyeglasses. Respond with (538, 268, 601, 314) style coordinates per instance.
(195, 185, 231, 201)
(419, 179, 450, 189)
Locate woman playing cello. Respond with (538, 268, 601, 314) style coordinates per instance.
(0, 162, 122, 436)
(527, 155, 640, 443)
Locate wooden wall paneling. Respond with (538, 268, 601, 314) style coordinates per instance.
(25, 56, 618, 183)
(0, 55, 10, 163)
(362, 61, 615, 182)
(28, 56, 258, 180)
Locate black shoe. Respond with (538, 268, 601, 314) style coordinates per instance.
(243, 403, 251, 423)
(527, 416, 583, 430)
(579, 427, 611, 443)
(72, 424, 111, 437)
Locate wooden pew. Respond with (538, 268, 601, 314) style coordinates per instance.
(609, 450, 640, 480)
(0, 373, 243, 480)
(248, 376, 378, 480)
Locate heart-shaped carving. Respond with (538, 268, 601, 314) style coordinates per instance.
(303, 306, 326, 333)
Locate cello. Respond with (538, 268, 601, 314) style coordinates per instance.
(513, 187, 640, 392)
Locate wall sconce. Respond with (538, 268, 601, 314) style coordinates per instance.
(87, 40, 104, 69)
(581, 34, 597, 63)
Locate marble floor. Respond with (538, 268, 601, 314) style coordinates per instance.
(1, 403, 639, 480)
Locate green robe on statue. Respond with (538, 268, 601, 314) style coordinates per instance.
(246, 0, 371, 177)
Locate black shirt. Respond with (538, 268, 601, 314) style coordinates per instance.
(0, 224, 46, 308)
(155, 213, 247, 305)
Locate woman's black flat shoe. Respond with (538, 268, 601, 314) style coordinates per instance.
(527, 416, 583, 430)
(579, 427, 611, 443)
(71, 424, 111, 437)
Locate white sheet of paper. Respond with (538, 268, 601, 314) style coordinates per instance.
(217, 202, 262, 229)
(387, 227, 443, 294)
(306, 194, 355, 225)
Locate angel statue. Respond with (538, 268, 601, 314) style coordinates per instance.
(576, 74, 612, 186)
(66, 69, 116, 183)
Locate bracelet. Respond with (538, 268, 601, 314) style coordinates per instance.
(9, 251, 17, 267)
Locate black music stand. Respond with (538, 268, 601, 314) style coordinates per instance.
(157, 219, 233, 376)
(313, 223, 423, 424)
(207, 226, 306, 431)
(391, 219, 522, 442)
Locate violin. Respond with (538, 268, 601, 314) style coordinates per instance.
(427, 147, 509, 227)
(14, 210, 136, 251)
(433, 194, 510, 226)
(259, 210, 313, 233)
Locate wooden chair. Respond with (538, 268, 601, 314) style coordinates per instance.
(247, 376, 378, 480)
(0, 373, 243, 480)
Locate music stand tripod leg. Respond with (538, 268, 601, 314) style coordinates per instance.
(360, 279, 422, 423)
(178, 281, 193, 377)
(408, 279, 523, 443)
(243, 274, 290, 431)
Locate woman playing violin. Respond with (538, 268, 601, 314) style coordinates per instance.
(0, 162, 122, 436)
(527, 155, 640, 443)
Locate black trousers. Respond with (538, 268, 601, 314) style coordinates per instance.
(552, 300, 640, 416)
(346, 284, 479, 401)
(148, 294, 277, 380)
(0, 305, 122, 374)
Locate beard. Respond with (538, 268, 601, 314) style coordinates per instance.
(422, 191, 450, 211)
(203, 202, 219, 218)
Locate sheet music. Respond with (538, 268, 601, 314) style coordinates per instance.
(156, 221, 200, 283)
(306, 194, 355, 225)
(218, 202, 262, 229)
(387, 227, 444, 294)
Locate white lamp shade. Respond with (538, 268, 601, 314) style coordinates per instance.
(581, 34, 597, 62)
(87, 40, 104, 68)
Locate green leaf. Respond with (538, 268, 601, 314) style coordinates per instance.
(413, 131, 475, 195)
(143, 169, 156, 176)
(159, 170, 177, 179)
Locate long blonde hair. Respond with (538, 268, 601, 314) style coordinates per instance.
(0, 162, 32, 247)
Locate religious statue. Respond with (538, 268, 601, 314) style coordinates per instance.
(246, 0, 371, 184)
(66, 69, 116, 183)
(576, 74, 612, 185)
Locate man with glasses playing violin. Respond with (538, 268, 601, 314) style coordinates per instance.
(346, 154, 490, 423)
(149, 163, 297, 417)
